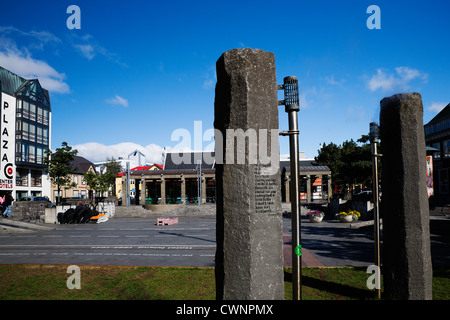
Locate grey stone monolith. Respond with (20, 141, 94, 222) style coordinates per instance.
(214, 48, 284, 300)
(380, 92, 433, 300)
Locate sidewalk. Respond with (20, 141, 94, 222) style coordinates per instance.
(283, 231, 324, 267)
(0, 216, 55, 232)
(283, 213, 450, 268)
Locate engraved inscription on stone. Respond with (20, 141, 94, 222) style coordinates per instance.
(254, 165, 277, 214)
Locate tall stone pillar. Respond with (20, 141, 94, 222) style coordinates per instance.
(160, 174, 166, 205)
(201, 175, 206, 204)
(142, 179, 147, 205)
(135, 179, 140, 205)
(285, 175, 290, 203)
(180, 175, 186, 204)
(214, 48, 284, 300)
(380, 92, 432, 300)
(327, 174, 332, 202)
(306, 175, 311, 203)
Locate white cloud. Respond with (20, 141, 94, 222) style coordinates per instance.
(325, 75, 345, 86)
(367, 67, 428, 93)
(299, 86, 317, 109)
(0, 26, 61, 45)
(73, 44, 95, 60)
(427, 102, 448, 113)
(0, 43, 70, 94)
(202, 66, 216, 89)
(106, 95, 129, 107)
(203, 78, 214, 89)
(72, 142, 169, 164)
(71, 33, 126, 67)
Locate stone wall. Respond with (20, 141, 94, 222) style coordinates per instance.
(12, 201, 48, 222)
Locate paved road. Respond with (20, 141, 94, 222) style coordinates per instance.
(0, 215, 448, 267)
(0, 217, 216, 267)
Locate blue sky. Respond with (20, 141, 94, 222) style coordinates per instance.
(0, 0, 449, 163)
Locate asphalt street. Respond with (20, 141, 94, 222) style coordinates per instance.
(0, 217, 216, 267)
(0, 215, 449, 267)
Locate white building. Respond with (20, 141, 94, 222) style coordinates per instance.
(0, 66, 52, 200)
(94, 149, 148, 174)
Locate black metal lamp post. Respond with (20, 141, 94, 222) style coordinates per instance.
(370, 122, 382, 299)
(278, 76, 301, 300)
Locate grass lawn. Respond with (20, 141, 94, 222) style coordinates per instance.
(0, 265, 448, 300)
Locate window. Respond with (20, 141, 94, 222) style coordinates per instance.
(16, 100, 22, 116)
(37, 107, 43, 124)
(35, 107, 49, 126)
(432, 142, 441, 160)
(74, 174, 79, 185)
(43, 128, 48, 145)
(37, 147, 44, 164)
(439, 169, 449, 194)
(73, 190, 79, 197)
(21, 144, 28, 162)
(16, 168, 28, 187)
(444, 140, 450, 159)
(37, 126, 43, 144)
(54, 190, 62, 202)
(43, 109, 49, 125)
(16, 120, 22, 140)
(29, 124, 36, 142)
(22, 101, 28, 118)
(31, 170, 42, 187)
(29, 145, 35, 163)
(428, 125, 434, 134)
(29, 103, 36, 121)
(22, 122, 29, 140)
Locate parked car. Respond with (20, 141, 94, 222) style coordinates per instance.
(31, 196, 56, 208)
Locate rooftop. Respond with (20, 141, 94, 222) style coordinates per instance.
(0, 66, 50, 109)
(70, 156, 96, 175)
(164, 151, 215, 171)
(425, 103, 450, 127)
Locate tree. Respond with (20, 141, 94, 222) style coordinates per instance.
(316, 142, 342, 184)
(83, 170, 108, 199)
(44, 142, 78, 204)
(316, 135, 372, 196)
(102, 157, 122, 197)
(83, 157, 122, 199)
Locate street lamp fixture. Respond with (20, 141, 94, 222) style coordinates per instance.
(370, 122, 382, 299)
(278, 76, 301, 300)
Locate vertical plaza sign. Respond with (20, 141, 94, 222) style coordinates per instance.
(0, 92, 15, 190)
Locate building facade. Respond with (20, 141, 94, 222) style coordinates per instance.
(119, 151, 331, 206)
(0, 66, 52, 200)
(95, 149, 151, 175)
(115, 163, 163, 199)
(424, 103, 450, 204)
(50, 156, 96, 202)
(281, 160, 332, 203)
